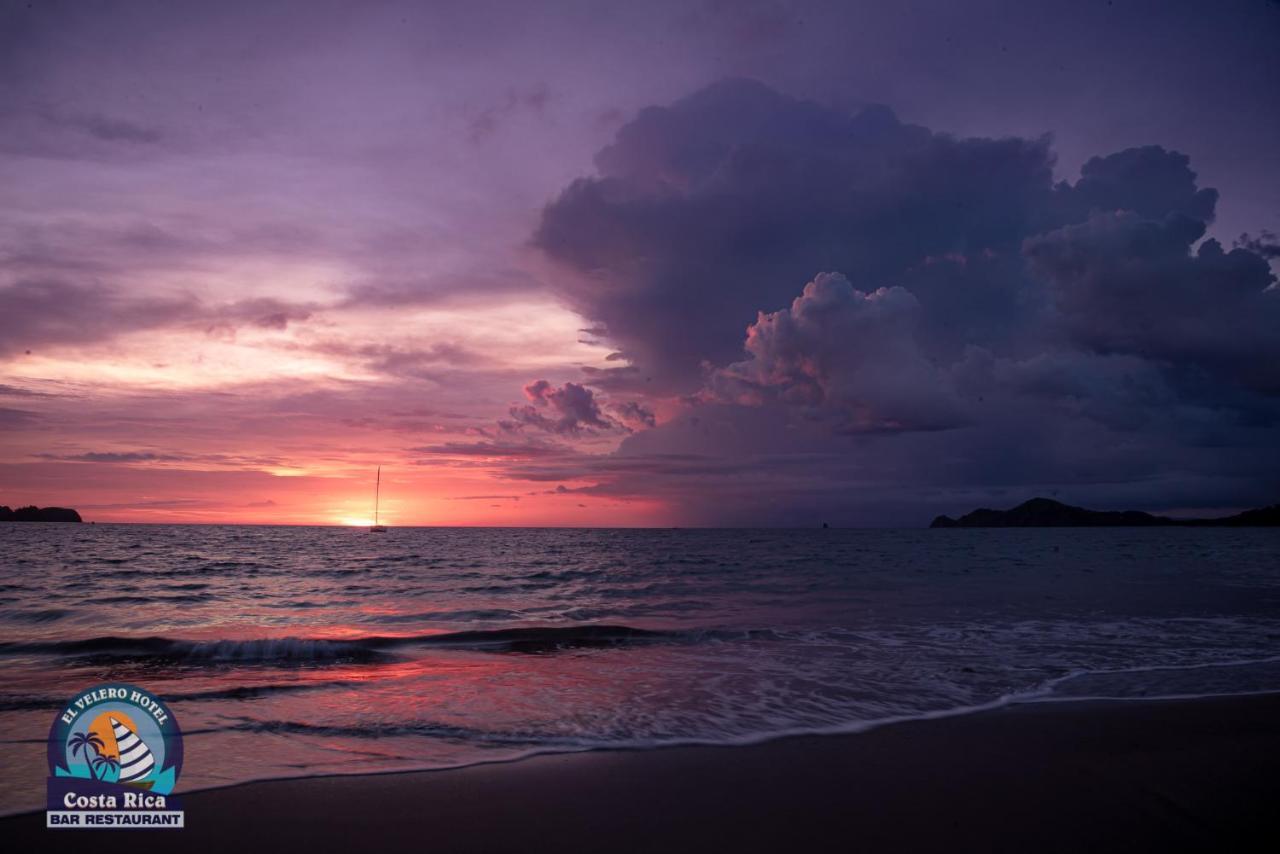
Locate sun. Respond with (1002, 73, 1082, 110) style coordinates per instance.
(336, 517, 375, 527)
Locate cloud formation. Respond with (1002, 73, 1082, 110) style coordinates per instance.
(535, 79, 1060, 390)
(504, 380, 617, 436)
(526, 79, 1280, 522)
(1026, 212, 1280, 392)
(609, 400, 656, 430)
(0, 279, 196, 356)
(36, 451, 190, 463)
(0, 277, 324, 357)
(707, 273, 962, 433)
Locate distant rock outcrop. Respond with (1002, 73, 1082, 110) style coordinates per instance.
(930, 497, 1279, 528)
(0, 505, 83, 522)
(1210, 505, 1280, 527)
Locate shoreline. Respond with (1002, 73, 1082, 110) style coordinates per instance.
(8, 692, 1279, 852)
(5, 687, 1274, 820)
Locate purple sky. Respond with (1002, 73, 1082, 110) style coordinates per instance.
(1, 0, 1277, 525)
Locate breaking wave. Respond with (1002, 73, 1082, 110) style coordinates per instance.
(0, 624, 710, 663)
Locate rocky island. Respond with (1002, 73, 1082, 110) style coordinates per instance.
(930, 497, 1279, 528)
(0, 505, 83, 522)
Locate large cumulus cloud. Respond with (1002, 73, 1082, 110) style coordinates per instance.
(534, 78, 1060, 389)
(707, 273, 962, 433)
(525, 79, 1280, 522)
(1026, 212, 1280, 392)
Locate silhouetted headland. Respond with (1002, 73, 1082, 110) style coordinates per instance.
(0, 505, 82, 522)
(930, 497, 1279, 528)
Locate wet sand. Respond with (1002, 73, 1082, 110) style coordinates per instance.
(9, 693, 1279, 853)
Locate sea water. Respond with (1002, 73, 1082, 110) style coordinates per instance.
(1, 524, 1277, 813)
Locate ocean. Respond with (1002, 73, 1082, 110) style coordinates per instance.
(2, 523, 1278, 814)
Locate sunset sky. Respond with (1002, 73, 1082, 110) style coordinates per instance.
(1, 0, 1278, 526)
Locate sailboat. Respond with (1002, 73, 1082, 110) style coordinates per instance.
(110, 716, 156, 787)
(370, 465, 388, 533)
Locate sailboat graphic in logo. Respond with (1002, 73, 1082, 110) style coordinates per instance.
(110, 717, 157, 787)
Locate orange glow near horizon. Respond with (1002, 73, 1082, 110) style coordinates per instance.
(0, 285, 671, 526)
(0, 456, 672, 527)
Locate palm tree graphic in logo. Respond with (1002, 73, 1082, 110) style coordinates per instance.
(67, 730, 106, 780)
(93, 752, 121, 781)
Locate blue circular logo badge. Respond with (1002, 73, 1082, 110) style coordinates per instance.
(48, 683, 183, 795)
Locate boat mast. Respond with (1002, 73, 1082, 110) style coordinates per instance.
(374, 465, 380, 526)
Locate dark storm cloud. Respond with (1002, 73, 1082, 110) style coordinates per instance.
(1234, 231, 1280, 260)
(1026, 212, 1280, 392)
(534, 78, 1059, 389)
(536, 80, 1275, 397)
(527, 79, 1280, 522)
(503, 380, 618, 436)
(1055, 146, 1217, 223)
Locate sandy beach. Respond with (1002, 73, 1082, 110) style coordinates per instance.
(9, 692, 1279, 853)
